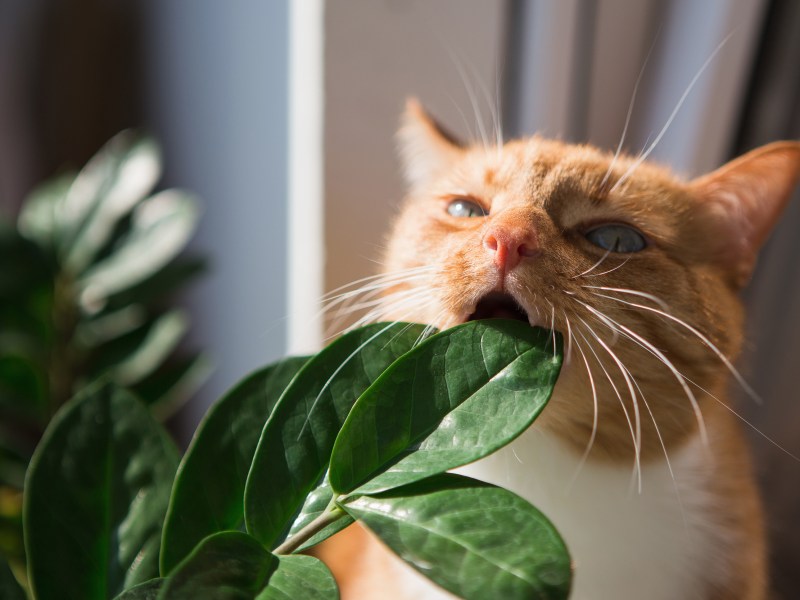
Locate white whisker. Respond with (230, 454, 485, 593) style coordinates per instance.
(584, 287, 670, 312)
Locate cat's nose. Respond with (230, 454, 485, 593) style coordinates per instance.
(482, 225, 539, 272)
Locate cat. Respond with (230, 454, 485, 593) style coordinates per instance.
(314, 99, 800, 600)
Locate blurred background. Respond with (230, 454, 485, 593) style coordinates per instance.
(0, 0, 798, 595)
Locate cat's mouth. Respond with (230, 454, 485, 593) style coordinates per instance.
(466, 292, 531, 324)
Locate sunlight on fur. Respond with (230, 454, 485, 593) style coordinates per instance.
(313, 99, 800, 600)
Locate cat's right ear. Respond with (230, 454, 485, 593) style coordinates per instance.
(397, 98, 463, 189)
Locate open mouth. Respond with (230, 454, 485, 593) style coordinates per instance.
(467, 292, 530, 323)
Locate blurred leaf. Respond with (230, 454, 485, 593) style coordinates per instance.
(0, 485, 24, 563)
(63, 134, 162, 274)
(113, 579, 164, 600)
(157, 532, 278, 600)
(136, 353, 213, 420)
(0, 446, 27, 490)
(17, 171, 75, 252)
(25, 382, 179, 600)
(0, 354, 47, 418)
(0, 556, 25, 600)
(0, 223, 51, 299)
(342, 474, 571, 600)
(244, 323, 430, 549)
(105, 257, 207, 310)
(260, 555, 338, 600)
(329, 320, 562, 495)
(73, 305, 148, 348)
(77, 191, 200, 312)
(160, 357, 307, 575)
(90, 310, 188, 386)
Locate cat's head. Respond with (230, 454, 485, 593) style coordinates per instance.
(379, 99, 800, 460)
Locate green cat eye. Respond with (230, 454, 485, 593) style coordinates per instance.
(585, 224, 647, 253)
(447, 198, 487, 218)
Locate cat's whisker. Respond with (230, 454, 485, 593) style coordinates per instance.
(584, 287, 670, 312)
(548, 301, 556, 359)
(611, 32, 734, 193)
(445, 46, 490, 149)
(321, 265, 435, 300)
(599, 29, 659, 190)
(561, 309, 574, 366)
(583, 256, 632, 279)
(576, 299, 709, 448)
(342, 293, 435, 334)
(577, 318, 643, 494)
(594, 293, 761, 404)
(566, 325, 600, 490)
(571, 246, 614, 279)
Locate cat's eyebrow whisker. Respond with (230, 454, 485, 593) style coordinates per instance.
(445, 46, 490, 150)
(577, 318, 643, 494)
(571, 247, 613, 279)
(594, 293, 762, 405)
(599, 28, 659, 190)
(610, 32, 734, 193)
(584, 287, 670, 312)
(583, 256, 632, 279)
(576, 299, 709, 448)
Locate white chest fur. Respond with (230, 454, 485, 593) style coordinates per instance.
(455, 427, 731, 600)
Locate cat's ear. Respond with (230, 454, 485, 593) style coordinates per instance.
(690, 141, 800, 287)
(397, 98, 463, 189)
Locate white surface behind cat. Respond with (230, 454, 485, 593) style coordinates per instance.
(455, 425, 733, 600)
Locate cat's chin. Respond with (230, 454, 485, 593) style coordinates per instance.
(464, 291, 543, 329)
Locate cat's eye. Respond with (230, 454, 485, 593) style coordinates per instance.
(585, 224, 647, 253)
(446, 198, 487, 218)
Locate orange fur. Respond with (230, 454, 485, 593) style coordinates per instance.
(315, 100, 800, 599)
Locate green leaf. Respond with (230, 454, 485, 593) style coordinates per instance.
(105, 257, 207, 309)
(259, 555, 338, 600)
(0, 354, 47, 416)
(341, 474, 571, 600)
(63, 134, 162, 273)
(74, 305, 148, 348)
(77, 190, 200, 312)
(329, 320, 562, 495)
(283, 478, 353, 553)
(24, 382, 180, 600)
(135, 353, 213, 420)
(17, 171, 75, 251)
(113, 578, 164, 600)
(157, 531, 277, 600)
(244, 323, 430, 549)
(160, 358, 308, 575)
(0, 557, 25, 600)
(90, 310, 189, 386)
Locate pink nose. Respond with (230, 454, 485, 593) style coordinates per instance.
(483, 225, 539, 272)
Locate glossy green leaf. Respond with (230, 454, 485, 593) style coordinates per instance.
(259, 554, 338, 600)
(160, 358, 308, 575)
(77, 190, 200, 311)
(244, 323, 430, 549)
(113, 578, 164, 600)
(157, 532, 277, 600)
(63, 134, 161, 273)
(25, 382, 179, 600)
(329, 320, 562, 494)
(342, 474, 571, 600)
(284, 478, 353, 553)
(0, 557, 25, 600)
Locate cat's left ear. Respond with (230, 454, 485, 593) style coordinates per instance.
(397, 98, 464, 190)
(690, 141, 800, 287)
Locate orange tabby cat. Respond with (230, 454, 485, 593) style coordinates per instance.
(315, 100, 800, 600)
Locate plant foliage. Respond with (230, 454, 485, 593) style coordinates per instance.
(23, 319, 571, 599)
(0, 133, 207, 585)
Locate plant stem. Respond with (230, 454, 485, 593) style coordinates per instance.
(273, 501, 346, 555)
